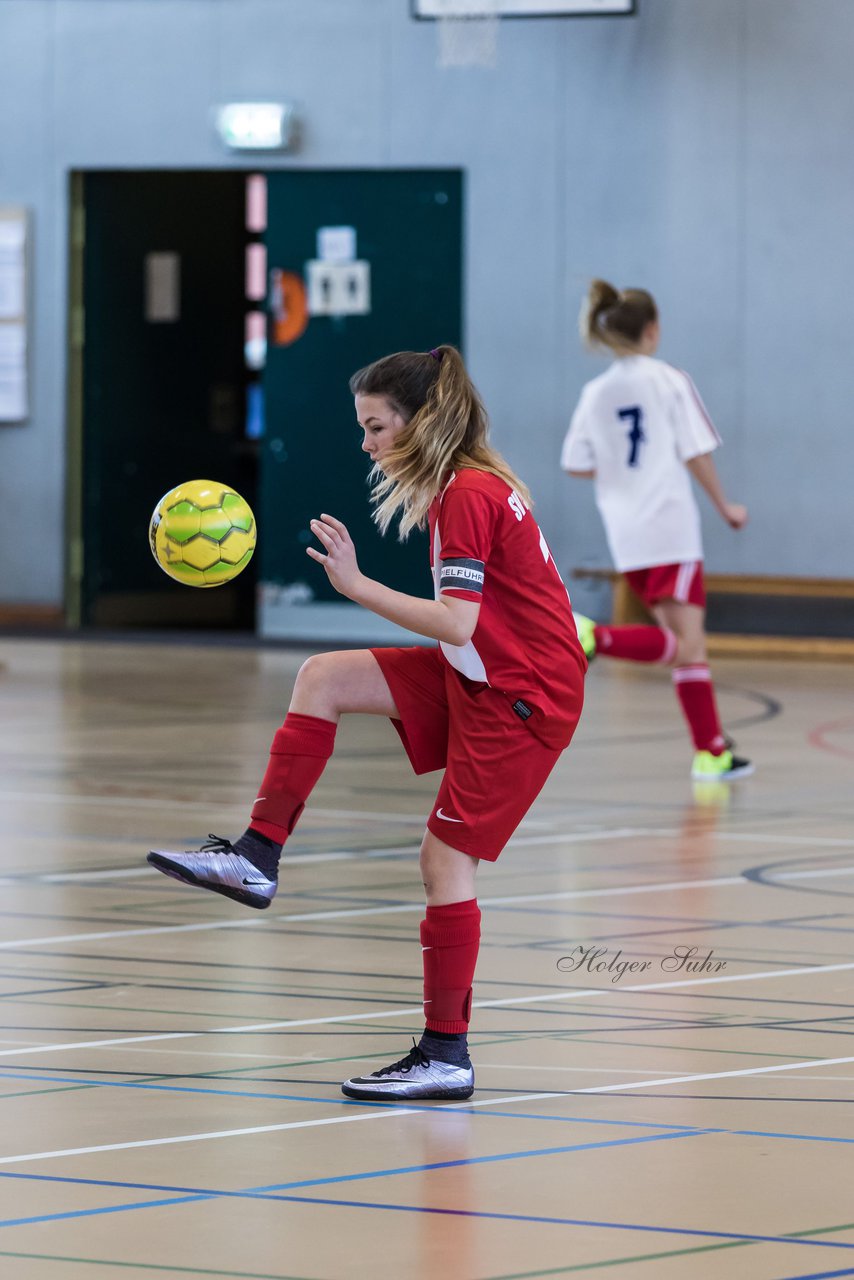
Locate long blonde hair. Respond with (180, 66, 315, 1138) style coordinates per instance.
(349, 345, 532, 539)
(580, 279, 658, 354)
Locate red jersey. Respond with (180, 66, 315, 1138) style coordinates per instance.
(427, 469, 586, 748)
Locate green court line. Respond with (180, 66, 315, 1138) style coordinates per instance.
(2, 960, 416, 1000)
(0, 998, 287, 1021)
(482, 1239, 745, 1278)
(0, 998, 835, 1060)
(0, 1253, 315, 1279)
(0, 1083, 94, 1101)
(482, 1217, 854, 1278)
(1, 1030, 544, 1096)
(180, 1025, 736, 1076)
(7, 984, 420, 1017)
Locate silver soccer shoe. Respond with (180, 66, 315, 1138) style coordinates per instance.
(341, 1042, 475, 1101)
(147, 834, 277, 910)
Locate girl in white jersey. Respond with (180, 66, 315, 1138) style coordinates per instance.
(149, 345, 586, 1101)
(561, 280, 753, 782)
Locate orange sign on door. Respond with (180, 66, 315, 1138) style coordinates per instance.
(270, 269, 309, 346)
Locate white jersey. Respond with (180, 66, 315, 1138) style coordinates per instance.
(561, 355, 721, 572)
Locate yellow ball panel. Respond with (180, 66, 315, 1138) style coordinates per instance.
(218, 527, 256, 565)
(180, 537, 222, 572)
(161, 559, 207, 587)
(174, 479, 228, 510)
(203, 555, 249, 586)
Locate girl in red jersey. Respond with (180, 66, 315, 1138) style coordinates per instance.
(149, 345, 586, 1101)
(562, 280, 752, 782)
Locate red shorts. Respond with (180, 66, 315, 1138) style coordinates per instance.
(371, 646, 578, 862)
(625, 561, 706, 609)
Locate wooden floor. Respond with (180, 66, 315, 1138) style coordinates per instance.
(0, 635, 853, 1280)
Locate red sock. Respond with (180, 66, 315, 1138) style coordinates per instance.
(421, 899, 481, 1034)
(594, 624, 677, 663)
(672, 665, 726, 753)
(249, 712, 337, 844)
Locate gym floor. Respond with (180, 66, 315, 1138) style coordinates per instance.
(0, 636, 852, 1280)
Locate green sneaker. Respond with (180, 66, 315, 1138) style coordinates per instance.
(574, 612, 596, 660)
(691, 749, 754, 782)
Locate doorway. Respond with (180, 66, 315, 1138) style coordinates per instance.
(69, 168, 462, 633)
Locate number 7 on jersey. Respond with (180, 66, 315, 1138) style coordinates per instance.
(618, 405, 645, 468)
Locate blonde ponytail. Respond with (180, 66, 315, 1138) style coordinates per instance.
(350, 346, 532, 540)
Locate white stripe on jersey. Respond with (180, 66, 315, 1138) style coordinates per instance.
(432, 518, 489, 684)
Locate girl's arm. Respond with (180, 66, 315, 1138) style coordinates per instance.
(307, 514, 480, 647)
(685, 454, 748, 529)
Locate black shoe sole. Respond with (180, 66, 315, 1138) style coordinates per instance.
(146, 852, 273, 910)
(340, 1082, 475, 1101)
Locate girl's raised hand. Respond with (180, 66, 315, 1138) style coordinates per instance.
(306, 514, 363, 598)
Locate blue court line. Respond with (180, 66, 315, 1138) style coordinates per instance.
(0, 1195, 214, 1229)
(3, 1069, 854, 1147)
(266, 1195, 854, 1251)
(4, 1127, 854, 1256)
(54, 1181, 854, 1256)
(774, 1270, 854, 1279)
(0, 1129, 703, 1229)
(1, 1070, 637, 1117)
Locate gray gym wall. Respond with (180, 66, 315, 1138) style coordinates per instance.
(0, 0, 849, 614)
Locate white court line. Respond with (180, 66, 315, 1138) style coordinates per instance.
(0, 847, 425, 886)
(6, 853, 852, 949)
(1, 958, 852, 1061)
(4, 851, 854, 889)
(0, 792, 433, 823)
(0, 825, 638, 889)
(0, 870, 750, 950)
(778, 866, 854, 880)
(2, 1053, 853, 1167)
(694, 832, 854, 849)
(3, 826, 851, 891)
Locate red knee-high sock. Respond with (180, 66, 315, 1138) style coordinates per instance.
(249, 712, 337, 844)
(672, 665, 726, 754)
(421, 899, 481, 1034)
(593, 624, 677, 663)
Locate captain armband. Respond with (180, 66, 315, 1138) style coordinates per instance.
(440, 558, 485, 594)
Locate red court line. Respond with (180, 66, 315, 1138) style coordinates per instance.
(807, 717, 854, 760)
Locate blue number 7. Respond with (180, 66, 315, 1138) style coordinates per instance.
(618, 406, 645, 467)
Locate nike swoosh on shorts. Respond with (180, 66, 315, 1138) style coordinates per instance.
(436, 807, 464, 822)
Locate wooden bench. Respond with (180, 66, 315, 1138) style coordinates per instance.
(571, 569, 854, 660)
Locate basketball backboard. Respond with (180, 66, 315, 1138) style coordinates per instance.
(412, 1, 635, 17)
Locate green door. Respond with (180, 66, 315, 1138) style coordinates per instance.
(258, 170, 462, 641)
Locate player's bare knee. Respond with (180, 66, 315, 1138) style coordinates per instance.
(290, 653, 343, 717)
(674, 636, 706, 665)
(293, 653, 328, 696)
(419, 847, 447, 900)
(419, 846, 435, 892)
